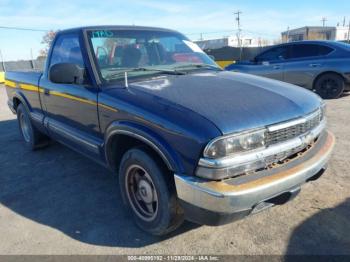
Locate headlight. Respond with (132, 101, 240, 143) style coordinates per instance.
(204, 128, 266, 158)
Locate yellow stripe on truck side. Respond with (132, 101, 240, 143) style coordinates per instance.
(19, 83, 44, 93)
(0, 72, 4, 83)
(49, 90, 97, 106)
(4, 80, 16, 88)
(5, 79, 118, 112)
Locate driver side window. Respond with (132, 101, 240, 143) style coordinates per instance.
(256, 46, 288, 63)
(50, 34, 85, 68)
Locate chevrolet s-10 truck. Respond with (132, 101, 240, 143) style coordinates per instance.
(5, 26, 335, 235)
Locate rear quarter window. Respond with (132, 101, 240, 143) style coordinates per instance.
(289, 44, 333, 59)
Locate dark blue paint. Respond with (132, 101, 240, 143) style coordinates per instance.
(5, 27, 322, 177)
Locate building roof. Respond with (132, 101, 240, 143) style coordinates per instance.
(281, 26, 335, 35)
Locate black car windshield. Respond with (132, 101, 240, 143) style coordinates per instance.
(87, 29, 220, 82)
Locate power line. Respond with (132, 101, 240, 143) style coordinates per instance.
(0, 26, 49, 32)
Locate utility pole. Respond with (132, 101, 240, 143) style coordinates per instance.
(286, 26, 290, 42)
(200, 33, 203, 41)
(0, 49, 5, 72)
(30, 48, 35, 69)
(343, 17, 346, 27)
(347, 21, 350, 43)
(321, 17, 327, 27)
(234, 10, 242, 61)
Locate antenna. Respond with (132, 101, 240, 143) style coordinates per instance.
(124, 71, 129, 88)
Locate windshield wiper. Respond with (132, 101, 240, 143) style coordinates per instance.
(105, 67, 186, 81)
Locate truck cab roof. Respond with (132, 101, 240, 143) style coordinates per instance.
(57, 25, 180, 35)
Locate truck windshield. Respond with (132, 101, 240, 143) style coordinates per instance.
(87, 29, 220, 82)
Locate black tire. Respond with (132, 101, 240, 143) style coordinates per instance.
(119, 147, 184, 235)
(314, 73, 344, 99)
(17, 104, 49, 150)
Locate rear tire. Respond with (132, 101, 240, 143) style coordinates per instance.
(314, 73, 344, 99)
(119, 148, 184, 235)
(16, 104, 49, 150)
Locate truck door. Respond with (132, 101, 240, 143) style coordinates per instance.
(39, 32, 103, 159)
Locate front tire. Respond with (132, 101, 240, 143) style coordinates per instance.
(314, 73, 344, 99)
(17, 104, 49, 150)
(119, 148, 184, 235)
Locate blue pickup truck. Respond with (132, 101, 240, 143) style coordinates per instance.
(5, 26, 335, 235)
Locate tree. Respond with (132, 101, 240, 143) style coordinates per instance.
(39, 30, 58, 57)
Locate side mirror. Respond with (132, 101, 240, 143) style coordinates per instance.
(208, 55, 215, 61)
(49, 63, 86, 85)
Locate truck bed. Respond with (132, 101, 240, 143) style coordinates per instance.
(5, 70, 43, 87)
(5, 70, 44, 120)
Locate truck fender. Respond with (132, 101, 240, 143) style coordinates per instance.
(104, 121, 185, 174)
(12, 90, 33, 113)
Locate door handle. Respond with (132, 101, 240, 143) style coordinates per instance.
(309, 63, 321, 67)
(44, 89, 50, 96)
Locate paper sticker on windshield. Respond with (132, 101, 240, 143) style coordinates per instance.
(91, 30, 114, 38)
(183, 40, 204, 53)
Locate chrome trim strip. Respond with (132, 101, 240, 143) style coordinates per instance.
(199, 119, 326, 169)
(30, 112, 44, 123)
(267, 109, 320, 132)
(267, 117, 306, 132)
(48, 121, 100, 154)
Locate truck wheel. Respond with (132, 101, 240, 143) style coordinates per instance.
(314, 73, 344, 99)
(17, 104, 49, 150)
(119, 148, 184, 235)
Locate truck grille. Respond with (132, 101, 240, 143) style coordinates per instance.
(266, 109, 323, 146)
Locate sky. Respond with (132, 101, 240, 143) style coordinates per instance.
(1, 0, 350, 61)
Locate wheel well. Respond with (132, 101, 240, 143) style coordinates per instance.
(107, 134, 171, 175)
(13, 97, 21, 111)
(313, 71, 345, 89)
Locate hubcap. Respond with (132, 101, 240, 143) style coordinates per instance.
(320, 78, 339, 97)
(20, 113, 30, 142)
(125, 164, 159, 221)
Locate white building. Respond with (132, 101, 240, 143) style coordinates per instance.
(195, 36, 271, 50)
(281, 26, 350, 42)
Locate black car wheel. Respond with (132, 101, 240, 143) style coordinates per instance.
(314, 73, 344, 99)
(119, 147, 184, 235)
(17, 104, 49, 150)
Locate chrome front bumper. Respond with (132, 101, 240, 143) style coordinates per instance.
(174, 131, 335, 224)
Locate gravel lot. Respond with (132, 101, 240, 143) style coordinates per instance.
(0, 85, 349, 255)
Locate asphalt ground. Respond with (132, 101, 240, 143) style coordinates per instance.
(0, 85, 349, 255)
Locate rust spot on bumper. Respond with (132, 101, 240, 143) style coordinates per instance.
(203, 131, 335, 193)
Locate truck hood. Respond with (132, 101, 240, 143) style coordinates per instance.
(129, 71, 322, 135)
